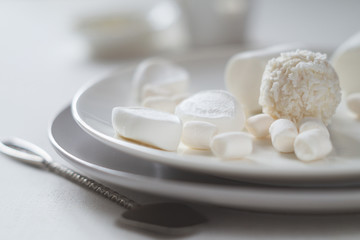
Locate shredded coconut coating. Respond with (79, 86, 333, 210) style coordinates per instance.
(259, 50, 341, 125)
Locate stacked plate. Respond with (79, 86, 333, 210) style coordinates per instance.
(50, 48, 360, 213)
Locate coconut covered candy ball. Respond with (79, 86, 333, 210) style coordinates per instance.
(259, 50, 341, 125)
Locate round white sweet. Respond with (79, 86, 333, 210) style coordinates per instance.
(259, 50, 341, 125)
(175, 90, 245, 133)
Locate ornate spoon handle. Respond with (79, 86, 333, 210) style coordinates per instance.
(0, 137, 139, 210)
(43, 161, 139, 210)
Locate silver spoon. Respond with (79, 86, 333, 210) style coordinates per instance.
(0, 137, 207, 235)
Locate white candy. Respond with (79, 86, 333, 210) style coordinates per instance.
(294, 129, 333, 162)
(331, 32, 360, 95)
(112, 107, 182, 151)
(142, 96, 177, 113)
(246, 114, 274, 138)
(259, 50, 340, 126)
(225, 44, 302, 114)
(269, 119, 298, 153)
(182, 121, 217, 149)
(132, 58, 189, 102)
(346, 93, 360, 117)
(210, 132, 253, 159)
(298, 117, 330, 138)
(175, 90, 245, 133)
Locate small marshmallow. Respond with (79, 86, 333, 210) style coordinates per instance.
(294, 129, 333, 161)
(298, 117, 330, 138)
(269, 119, 298, 153)
(132, 58, 189, 102)
(182, 121, 218, 150)
(210, 132, 253, 159)
(246, 114, 274, 138)
(346, 93, 360, 117)
(175, 90, 245, 133)
(112, 107, 182, 151)
(142, 96, 177, 113)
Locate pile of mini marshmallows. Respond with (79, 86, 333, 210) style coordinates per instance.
(112, 58, 251, 159)
(231, 49, 341, 161)
(246, 115, 332, 161)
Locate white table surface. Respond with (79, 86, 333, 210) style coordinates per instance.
(2, 1, 360, 239)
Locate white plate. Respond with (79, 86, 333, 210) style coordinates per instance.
(72, 48, 360, 185)
(50, 106, 360, 213)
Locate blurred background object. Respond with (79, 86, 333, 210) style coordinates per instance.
(76, 0, 249, 59)
(1, 0, 360, 61)
(72, 0, 360, 60)
(246, 0, 360, 50)
(76, 0, 189, 59)
(177, 0, 248, 47)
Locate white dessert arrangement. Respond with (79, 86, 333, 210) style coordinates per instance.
(111, 34, 360, 163)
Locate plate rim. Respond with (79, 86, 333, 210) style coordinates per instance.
(71, 48, 360, 184)
(50, 106, 360, 213)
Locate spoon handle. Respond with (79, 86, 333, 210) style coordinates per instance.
(0, 137, 140, 210)
(43, 161, 140, 210)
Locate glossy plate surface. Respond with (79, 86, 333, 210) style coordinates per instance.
(50, 106, 360, 213)
(72, 48, 360, 184)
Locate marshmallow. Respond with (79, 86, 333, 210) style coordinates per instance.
(259, 50, 341, 125)
(175, 90, 245, 133)
(346, 93, 360, 117)
(294, 129, 333, 162)
(112, 107, 182, 151)
(245, 114, 274, 138)
(331, 32, 360, 95)
(298, 117, 330, 138)
(182, 121, 217, 149)
(142, 96, 177, 113)
(210, 132, 253, 159)
(132, 58, 189, 102)
(269, 119, 298, 153)
(225, 44, 302, 115)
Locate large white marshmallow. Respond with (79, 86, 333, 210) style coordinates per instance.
(175, 90, 245, 133)
(332, 32, 360, 95)
(132, 58, 189, 102)
(298, 117, 330, 138)
(245, 113, 274, 138)
(182, 121, 218, 150)
(346, 93, 360, 117)
(142, 96, 177, 113)
(210, 132, 253, 159)
(294, 129, 333, 162)
(112, 107, 182, 151)
(269, 119, 298, 153)
(225, 44, 302, 115)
